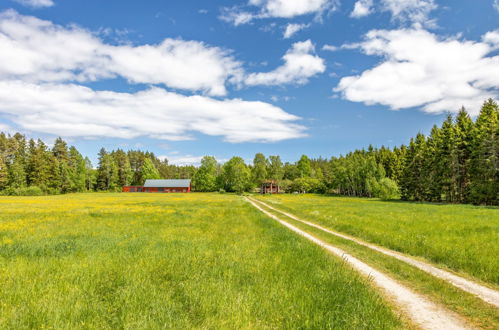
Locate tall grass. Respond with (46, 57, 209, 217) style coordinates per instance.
(0, 193, 402, 329)
(255, 194, 499, 285)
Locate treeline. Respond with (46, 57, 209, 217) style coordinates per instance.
(192, 99, 498, 205)
(0, 136, 195, 195)
(0, 99, 497, 204)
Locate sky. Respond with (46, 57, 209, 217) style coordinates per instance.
(0, 0, 498, 166)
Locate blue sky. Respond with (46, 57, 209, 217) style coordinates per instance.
(0, 0, 498, 165)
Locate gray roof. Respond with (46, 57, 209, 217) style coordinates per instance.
(144, 179, 191, 188)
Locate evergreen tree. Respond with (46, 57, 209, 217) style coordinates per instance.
(140, 158, 161, 183)
(97, 148, 114, 190)
(112, 149, 132, 187)
(26, 139, 51, 190)
(469, 99, 498, 205)
(436, 115, 455, 202)
(451, 108, 473, 203)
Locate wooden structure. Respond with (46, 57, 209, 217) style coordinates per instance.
(260, 180, 280, 194)
(123, 179, 191, 193)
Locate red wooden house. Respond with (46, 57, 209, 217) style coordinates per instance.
(123, 179, 191, 193)
(260, 180, 280, 194)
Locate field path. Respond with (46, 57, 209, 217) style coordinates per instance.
(246, 197, 471, 330)
(250, 197, 499, 308)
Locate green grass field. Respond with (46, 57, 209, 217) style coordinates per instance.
(254, 194, 499, 286)
(0, 193, 403, 329)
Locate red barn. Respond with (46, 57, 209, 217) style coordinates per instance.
(123, 179, 191, 193)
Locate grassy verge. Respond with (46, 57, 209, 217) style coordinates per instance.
(254, 194, 499, 286)
(0, 193, 403, 329)
(251, 198, 499, 329)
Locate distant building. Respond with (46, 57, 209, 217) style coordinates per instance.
(260, 180, 280, 194)
(122, 179, 191, 193)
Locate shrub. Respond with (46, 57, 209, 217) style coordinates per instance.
(0, 186, 44, 196)
(376, 178, 400, 200)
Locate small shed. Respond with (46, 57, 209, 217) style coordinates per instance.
(260, 180, 280, 194)
(123, 179, 191, 193)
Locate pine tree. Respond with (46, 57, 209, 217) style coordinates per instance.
(451, 108, 473, 203)
(112, 149, 132, 187)
(97, 148, 113, 190)
(436, 115, 455, 202)
(469, 99, 498, 205)
(26, 139, 51, 191)
(140, 158, 160, 184)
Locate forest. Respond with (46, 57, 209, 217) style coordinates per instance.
(0, 99, 497, 205)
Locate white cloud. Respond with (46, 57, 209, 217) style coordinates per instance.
(351, 0, 373, 18)
(381, 0, 437, 28)
(0, 80, 306, 143)
(245, 40, 325, 86)
(335, 29, 499, 115)
(350, 0, 437, 28)
(494, 0, 499, 11)
(0, 10, 242, 96)
(221, 0, 338, 25)
(283, 23, 309, 39)
(160, 155, 204, 166)
(322, 44, 338, 51)
(160, 154, 227, 166)
(12, 0, 54, 8)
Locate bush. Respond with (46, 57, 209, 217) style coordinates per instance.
(0, 186, 44, 196)
(376, 178, 400, 200)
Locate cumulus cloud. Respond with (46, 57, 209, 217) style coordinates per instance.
(283, 23, 309, 39)
(350, 0, 437, 28)
(382, 0, 437, 28)
(0, 80, 306, 143)
(0, 10, 242, 96)
(351, 0, 373, 18)
(12, 0, 54, 8)
(220, 0, 338, 25)
(245, 40, 325, 86)
(335, 29, 499, 115)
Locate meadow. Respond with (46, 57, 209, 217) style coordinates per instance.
(254, 194, 499, 285)
(0, 193, 402, 329)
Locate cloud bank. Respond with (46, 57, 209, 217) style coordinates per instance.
(0, 80, 306, 143)
(0, 11, 308, 143)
